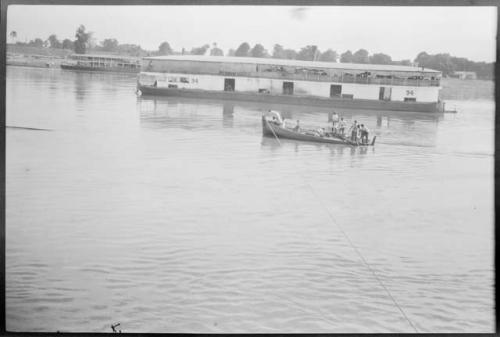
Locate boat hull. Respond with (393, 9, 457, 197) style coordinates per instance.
(262, 117, 375, 146)
(138, 85, 441, 113)
(61, 64, 139, 73)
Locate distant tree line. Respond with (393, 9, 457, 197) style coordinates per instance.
(194, 42, 494, 80)
(12, 33, 74, 50)
(414, 52, 494, 80)
(8, 27, 494, 80)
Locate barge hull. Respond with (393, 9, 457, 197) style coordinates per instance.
(61, 64, 139, 73)
(138, 86, 440, 113)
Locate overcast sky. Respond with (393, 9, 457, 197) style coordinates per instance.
(6, 5, 497, 62)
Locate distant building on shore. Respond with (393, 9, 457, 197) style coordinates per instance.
(61, 54, 141, 73)
(450, 71, 477, 80)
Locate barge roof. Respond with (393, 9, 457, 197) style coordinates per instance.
(143, 55, 440, 73)
(70, 53, 140, 61)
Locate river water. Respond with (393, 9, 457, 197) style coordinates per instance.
(6, 66, 495, 333)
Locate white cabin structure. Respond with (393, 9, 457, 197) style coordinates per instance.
(137, 55, 444, 112)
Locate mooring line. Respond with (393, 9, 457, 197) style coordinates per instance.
(298, 172, 419, 333)
(265, 118, 281, 145)
(263, 112, 417, 332)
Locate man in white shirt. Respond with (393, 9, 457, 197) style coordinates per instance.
(360, 124, 370, 144)
(338, 118, 347, 136)
(331, 111, 339, 128)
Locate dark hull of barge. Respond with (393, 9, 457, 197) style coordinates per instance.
(138, 85, 443, 113)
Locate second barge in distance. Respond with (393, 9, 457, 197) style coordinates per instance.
(61, 54, 141, 73)
(137, 55, 446, 113)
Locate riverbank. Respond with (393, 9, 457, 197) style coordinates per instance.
(7, 53, 65, 68)
(6, 44, 142, 68)
(440, 77, 494, 101)
(7, 44, 71, 68)
(6, 45, 493, 102)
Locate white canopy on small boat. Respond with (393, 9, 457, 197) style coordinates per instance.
(263, 110, 284, 124)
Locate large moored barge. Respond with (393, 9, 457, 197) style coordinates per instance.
(137, 55, 445, 112)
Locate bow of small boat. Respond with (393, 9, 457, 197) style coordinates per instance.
(262, 115, 276, 136)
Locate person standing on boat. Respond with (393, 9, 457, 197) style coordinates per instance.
(331, 111, 339, 131)
(338, 118, 347, 136)
(360, 124, 370, 144)
(349, 120, 358, 142)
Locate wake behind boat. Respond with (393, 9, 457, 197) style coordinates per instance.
(262, 111, 376, 146)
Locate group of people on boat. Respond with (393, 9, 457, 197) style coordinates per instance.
(328, 111, 372, 144)
(330, 111, 347, 136)
(348, 121, 371, 144)
(267, 110, 372, 145)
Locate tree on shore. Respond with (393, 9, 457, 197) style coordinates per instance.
(370, 52, 392, 65)
(62, 39, 74, 50)
(158, 41, 173, 55)
(234, 42, 250, 57)
(272, 44, 299, 60)
(74, 25, 92, 54)
(116, 44, 144, 57)
(29, 38, 44, 48)
(413, 51, 494, 79)
(392, 59, 412, 66)
(414, 51, 455, 75)
(48, 34, 62, 49)
(340, 50, 353, 63)
(283, 48, 298, 60)
(250, 44, 268, 58)
(210, 43, 224, 56)
(272, 44, 285, 59)
(297, 45, 319, 61)
(352, 49, 370, 63)
(101, 38, 119, 52)
(190, 44, 210, 55)
(318, 49, 338, 62)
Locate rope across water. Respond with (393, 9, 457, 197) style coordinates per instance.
(263, 113, 418, 332)
(299, 174, 419, 333)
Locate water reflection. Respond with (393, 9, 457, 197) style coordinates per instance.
(138, 96, 443, 122)
(71, 71, 133, 104)
(6, 67, 495, 333)
(137, 96, 227, 130)
(260, 136, 374, 157)
(73, 73, 87, 101)
(222, 103, 234, 128)
(137, 96, 442, 147)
